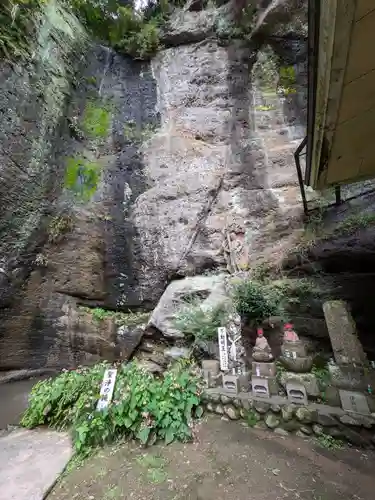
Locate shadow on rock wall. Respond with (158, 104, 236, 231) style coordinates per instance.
(283, 190, 375, 360)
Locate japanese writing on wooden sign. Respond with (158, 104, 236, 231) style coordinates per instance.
(218, 327, 229, 372)
(97, 368, 117, 411)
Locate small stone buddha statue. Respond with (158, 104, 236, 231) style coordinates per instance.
(279, 323, 312, 372)
(252, 328, 273, 362)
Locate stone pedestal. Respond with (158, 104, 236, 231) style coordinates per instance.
(251, 375, 278, 398)
(203, 370, 222, 389)
(252, 376, 270, 398)
(279, 356, 313, 373)
(202, 360, 220, 375)
(279, 338, 312, 373)
(286, 381, 308, 405)
(323, 301, 375, 413)
(222, 372, 250, 394)
(222, 373, 240, 393)
(323, 300, 368, 365)
(279, 371, 320, 398)
(281, 340, 307, 358)
(202, 360, 222, 388)
(252, 361, 277, 378)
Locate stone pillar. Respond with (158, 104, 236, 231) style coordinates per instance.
(323, 300, 367, 366)
(323, 300, 374, 414)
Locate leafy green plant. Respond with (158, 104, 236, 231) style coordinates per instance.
(174, 302, 229, 345)
(0, 0, 45, 61)
(110, 5, 161, 59)
(314, 433, 344, 450)
(245, 409, 260, 427)
(275, 360, 287, 383)
(81, 101, 111, 139)
(233, 280, 283, 326)
(311, 364, 330, 392)
(91, 307, 112, 321)
(64, 156, 101, 200)
(21, 361, 203, 456)
(82, 306, 150, 327)
(48, 214, 73, 243)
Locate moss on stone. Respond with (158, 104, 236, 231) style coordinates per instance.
(81, 101, 111, 139)
(64, 156, 101, 200)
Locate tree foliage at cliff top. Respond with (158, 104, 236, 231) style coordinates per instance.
(0, 0, 183, 60)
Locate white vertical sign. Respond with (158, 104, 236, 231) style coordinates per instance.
(218, 327, 229, 371)
(97, 368, 117, 411)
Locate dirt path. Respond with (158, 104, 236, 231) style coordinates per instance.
(50, 415, 375, 500)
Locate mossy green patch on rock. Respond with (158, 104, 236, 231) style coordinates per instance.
(64, 156, 101, 200)
(81, 101, 111, 139)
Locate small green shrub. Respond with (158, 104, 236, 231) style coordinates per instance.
(275, 360, 287, 383)
(21, 361, 203, 456)
(0, 0, 45, 61)
(64, 156, 101, 200)
(81, 101, 111, 139)
(245, 409, 260, 427)
(110, 6, 161, 60)
(48, 214, 73, 243)
(174, 302, 229, 345)
(91, 307, 112, 321)
(86, 307, 150, 327)
(314, 433, 344, 450)
(311, 364, 330, 392)
(233, 280, 283, 325)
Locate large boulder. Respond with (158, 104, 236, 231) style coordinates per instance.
(148, 275, 230, 338)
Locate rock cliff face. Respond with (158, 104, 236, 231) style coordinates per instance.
(134, 5, 308, 304)
(0, 1, 312, 369)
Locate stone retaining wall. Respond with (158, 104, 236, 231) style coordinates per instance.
(203, 389, 375, 448)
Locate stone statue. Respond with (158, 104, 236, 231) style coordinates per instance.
(279, 323, 313, 373)
(252, 328, 273, 362)
(283, 323, 299, 342)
